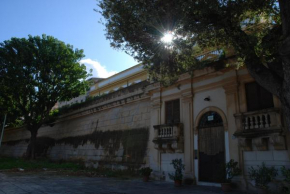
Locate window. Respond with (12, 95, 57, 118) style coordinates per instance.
(245, 82, 274, 112)
(165, 99, 180, 124)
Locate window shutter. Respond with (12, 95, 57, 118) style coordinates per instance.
(165, 99, 180, 124)
(245, 82, 274, 112)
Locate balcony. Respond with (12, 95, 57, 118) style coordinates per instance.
(234, 108, 285, 151)
(152, 123, 183, 153)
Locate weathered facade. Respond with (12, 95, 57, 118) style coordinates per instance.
(1, 56, 289, 191)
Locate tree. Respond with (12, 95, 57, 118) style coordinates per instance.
(97, 0, 290, 130)
(0, 35, 90, 158)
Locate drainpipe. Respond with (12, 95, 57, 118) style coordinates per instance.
(159, 84, 162, 176)
(235, 70, 241, 113)
(190, 73, 195, 180)
(0, 114, 7, 147)
(235, 69, 248, 188)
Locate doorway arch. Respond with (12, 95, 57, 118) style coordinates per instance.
(196, 107, 227, 183)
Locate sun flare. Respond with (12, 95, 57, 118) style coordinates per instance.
(161, 32, 174, 44)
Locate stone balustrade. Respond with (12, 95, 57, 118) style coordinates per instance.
(235, 108, 282, 132)
(234, 108, 285, 151)
(153, 123, 183, 153)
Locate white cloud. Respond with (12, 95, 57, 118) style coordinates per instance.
(80, 58, 117, 78)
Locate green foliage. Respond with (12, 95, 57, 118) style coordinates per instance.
(55, 94, 103, 116)
(56, 128, 149, 165)
(282, 166, 290, 182)
(224, 159, 241, 183)
(139, 167, 152, 176)
(281, 166, 290, 194)
(248, 162, 278, 189)
(51, 80, 149, 117)
(95, 167, 138, 179)
(0, 34, 90, 128)
(0, 34, 90, 157)
(0, 157, 84, 171)
(168, 158, 185, 181)
(6, 118, 25, 128)
(98, 0, 281, 87)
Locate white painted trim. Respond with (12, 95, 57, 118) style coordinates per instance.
(194, 159, 198, 181)
(197, 182, 221, 187)
(98, 65, 143, 87)
(225, 131, 230, 162)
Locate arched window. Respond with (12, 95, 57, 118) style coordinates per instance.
(198, 111, 223, 129)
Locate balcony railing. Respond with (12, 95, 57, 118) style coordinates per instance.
(158, 126, 173, 137)
(153, 123, 183, 153)
(235, 108, 282, 132)
(234, 108, 285, 151)
(154, 123, 183, 139)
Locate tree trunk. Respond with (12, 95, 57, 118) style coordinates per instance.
(279, 0, 290, 36)
(26, 129, 38, 159)
(280, 1, 290, 130)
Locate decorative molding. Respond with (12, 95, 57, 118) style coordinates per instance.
(171, 141, 184, 153)
(152, 123, 184, 153)
(163, 143, 175, 153)
(151, 99, 162, 109)
(270, 135, 286, 150)
(253, 138, 268, 151)
(194, 106, 228, 134)
(223, 83, 238, 95)
(238, 138, 252, 151)
(154, 143, 165, 153)
(181, 91, 193, 103)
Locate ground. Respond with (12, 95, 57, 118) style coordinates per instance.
(0, 172, 249, 194)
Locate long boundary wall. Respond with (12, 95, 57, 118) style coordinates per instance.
(0, 81, 151, 169)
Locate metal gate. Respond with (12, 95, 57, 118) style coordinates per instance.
(198, 111, 225, 183)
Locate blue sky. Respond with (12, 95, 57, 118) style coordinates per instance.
(0, 0, 137, 78)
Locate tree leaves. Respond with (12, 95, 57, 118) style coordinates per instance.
(0, 34, 90, 130)
(98, 0, 283, 89)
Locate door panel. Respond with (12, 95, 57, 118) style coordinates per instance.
(198, 112, 225, 183)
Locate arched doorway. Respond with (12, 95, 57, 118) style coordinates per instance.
(198, 111, 225, 183)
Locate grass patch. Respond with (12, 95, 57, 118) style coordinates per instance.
(0, 157, 84, 171)
(0, 157, 141, 179)
(94, 167, 139, 179)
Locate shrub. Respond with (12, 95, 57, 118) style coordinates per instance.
(224, 159, 241, 183)
(248, 162, 278, 189)
(281, 166, 290, 194)
(168, 158, 185, 181)
(139, 167, 152, 176)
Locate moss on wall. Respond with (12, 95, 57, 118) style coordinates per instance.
(2, 139, 29, 146)
(56, 128, 149, 165)
(1, 128, 149, 168)
(2, 137, 55, 157)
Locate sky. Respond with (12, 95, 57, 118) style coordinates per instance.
(0, 0, 138, 78)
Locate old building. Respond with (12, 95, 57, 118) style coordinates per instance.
(0, 50, 289, 190)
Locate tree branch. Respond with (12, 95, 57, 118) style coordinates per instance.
(225, 25, 283, 97)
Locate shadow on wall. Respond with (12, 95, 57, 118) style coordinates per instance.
(1, 128, 149, 169)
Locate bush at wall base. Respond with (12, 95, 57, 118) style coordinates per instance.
(281, 166, 290, 194)
(221, 159, 241, 192)
(248, 162, 278, 193)
(139, 167, 152, 182)
(168, 159, 185, 187)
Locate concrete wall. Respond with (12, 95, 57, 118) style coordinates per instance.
(0, 82, 151, 169)
(244, 145, 290, 178)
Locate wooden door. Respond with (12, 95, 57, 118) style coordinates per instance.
(198, 111, 225, 183)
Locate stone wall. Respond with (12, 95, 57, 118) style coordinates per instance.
(0, 81, 151, 169)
